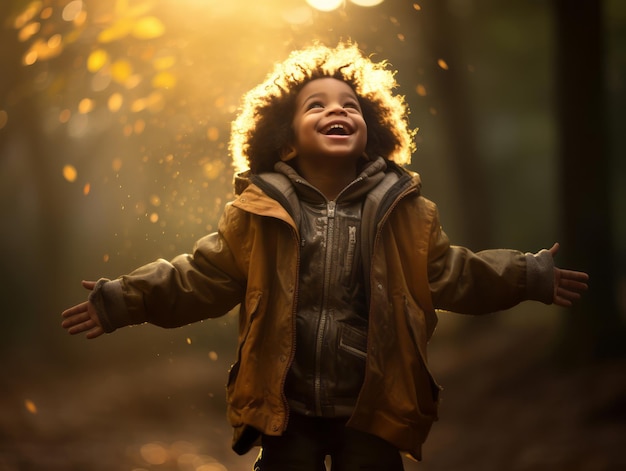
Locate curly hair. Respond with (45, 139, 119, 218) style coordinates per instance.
(229, 41, 417, 174)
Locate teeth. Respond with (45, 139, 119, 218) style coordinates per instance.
(324, 123, 349, 135)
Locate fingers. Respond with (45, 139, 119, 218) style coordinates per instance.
(548, 242, 560, 257)
(81, 280, 97, 290)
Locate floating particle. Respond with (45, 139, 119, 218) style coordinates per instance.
(83, 182, 90, 195)
(186, 337, 192, 345)
(208, 351, 218, 361)
(25, 399, 37, 414)
(63, 164, 77, 182)
(437, 59, 449, 70)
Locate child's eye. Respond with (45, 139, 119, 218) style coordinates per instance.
(306, 101, 324, 110)
(344, 101, 360, 110)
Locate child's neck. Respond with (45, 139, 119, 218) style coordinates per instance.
(296, 157, 358, 201)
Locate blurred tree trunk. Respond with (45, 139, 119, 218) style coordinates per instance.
(412, 0, 493, 250)
(553, 0, 625, 361)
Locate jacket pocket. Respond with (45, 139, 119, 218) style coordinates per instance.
(339, 323, 368, 360)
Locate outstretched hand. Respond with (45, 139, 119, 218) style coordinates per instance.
(548, 243, 589, 307)
(61, 280, 105, 339)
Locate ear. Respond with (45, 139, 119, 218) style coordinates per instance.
(281, 147, 297, 162)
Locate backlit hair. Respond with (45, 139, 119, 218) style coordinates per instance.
(229, 41, 416, 174)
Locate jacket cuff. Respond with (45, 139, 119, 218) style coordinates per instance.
(524, 250, 554, 304)
(88, 278, 128, 333)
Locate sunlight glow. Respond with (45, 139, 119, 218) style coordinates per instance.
(350, 0, 384, 6)
(306, 0, 343, 12)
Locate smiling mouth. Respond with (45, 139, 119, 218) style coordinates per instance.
(321, 123, 352, 136)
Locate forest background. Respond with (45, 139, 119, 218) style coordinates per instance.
(0, 0, 625, 470)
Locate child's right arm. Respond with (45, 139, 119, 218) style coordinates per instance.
(61, 280, 104, 339)
(61, 206, 248, 338)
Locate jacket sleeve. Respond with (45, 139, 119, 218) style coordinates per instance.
(426, 208, 554, 314)
(90, 207, 247, 332)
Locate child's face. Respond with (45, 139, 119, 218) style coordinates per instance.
(290, 78, 367, 165)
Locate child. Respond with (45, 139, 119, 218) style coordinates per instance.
(62, 42, 589, 470)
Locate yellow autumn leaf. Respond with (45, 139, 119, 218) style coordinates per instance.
(87, 49, 109, 72)
(132, 16, 165, 40)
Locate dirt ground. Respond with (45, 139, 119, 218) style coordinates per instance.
(1, 312, 625, 471)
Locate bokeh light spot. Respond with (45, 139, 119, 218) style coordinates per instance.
(416, 84, 427, 96)
(59, 109, 71, 123)
(206, 127, 219, 142)
(112, 157, 123, 172)
(83, 182, 91, 195)
(0, 110, 8, 129)
(87, 49, 109, 73)
(14, 2, 43, 29)
(132, 16, 165, 39)
(18, 22, 40, 42)
(149, 212, 159, 223)
(62, 1, 83, 22)
(78, 98, 94, 114)
(24, 399, 37, 414)
(108, 92, 123, 112)
(111, 59, 133, 83)
(437, 58, 449, 70)
(140, 442, 168, 465)
(63, 164, 78, 182)
(208, 351, 218, 361)
(152, 71, 176, 89)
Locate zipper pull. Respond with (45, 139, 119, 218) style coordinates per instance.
(327, 200, 336, 218)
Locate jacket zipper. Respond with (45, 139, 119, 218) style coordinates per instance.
(313, 199, 336, 415)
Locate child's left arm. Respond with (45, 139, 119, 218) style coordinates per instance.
(548, 243, 589, 307)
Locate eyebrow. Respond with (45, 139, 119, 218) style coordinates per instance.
(301, 92, 360, 106)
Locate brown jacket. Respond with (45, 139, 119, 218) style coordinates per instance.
(92, 165, 554, 460)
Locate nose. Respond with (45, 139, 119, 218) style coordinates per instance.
(325, 102, 347, 116)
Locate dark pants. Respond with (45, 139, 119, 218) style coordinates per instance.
(254, 414, 404, 471)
